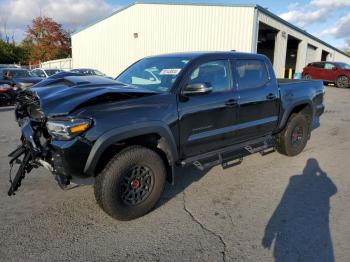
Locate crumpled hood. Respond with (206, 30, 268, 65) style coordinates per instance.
(31, 76, 158, 117)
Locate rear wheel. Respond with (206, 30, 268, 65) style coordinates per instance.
(276, 113, 309, 156)
(336, 76, 349, 88)
(304, 74, 312, 80)
(94, 146, 166, 220)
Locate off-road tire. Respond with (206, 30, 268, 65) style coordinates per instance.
(276, 113, 309, 156)
(94, 146, 166, 220)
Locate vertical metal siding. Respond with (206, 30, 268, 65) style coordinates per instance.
(72, 4, 255, 76)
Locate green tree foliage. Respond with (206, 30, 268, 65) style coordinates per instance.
(0, 40, 28, 64)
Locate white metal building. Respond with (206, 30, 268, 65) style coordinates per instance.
(71, 2, 350, 78)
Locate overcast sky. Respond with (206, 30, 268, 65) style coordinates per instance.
(0, 0, 349, 49)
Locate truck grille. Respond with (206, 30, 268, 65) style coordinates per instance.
(15, 90, 44, 122)
(16, 90, 40, 107)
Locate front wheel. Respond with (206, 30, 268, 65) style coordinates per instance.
(94, 146, 166, 220)
(276, 113, 309, 156)
(336, 76, 349, 88)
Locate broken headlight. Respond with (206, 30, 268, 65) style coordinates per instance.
(46, 118, 92, 140)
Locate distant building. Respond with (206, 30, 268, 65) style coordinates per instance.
(71, 2, 350, 78)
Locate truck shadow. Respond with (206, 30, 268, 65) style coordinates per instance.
(157, 165, 211, 206)
(262, 158, 337, 262)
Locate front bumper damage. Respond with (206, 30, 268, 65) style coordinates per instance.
(7, 119, 75, 196)
(8, 90, 90, 196)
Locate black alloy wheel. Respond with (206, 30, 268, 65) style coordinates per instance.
(120, 165, 155, 206)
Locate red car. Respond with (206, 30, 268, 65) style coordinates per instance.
(302, 61, 350, 88)
(0, 82, 17, 106)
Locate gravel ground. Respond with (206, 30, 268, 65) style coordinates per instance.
(0, 86, 349, 262)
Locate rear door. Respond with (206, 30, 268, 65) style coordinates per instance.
(232, 59, 279, 142)
(323, 63, 336, 82)
(178, 59, 239, 157)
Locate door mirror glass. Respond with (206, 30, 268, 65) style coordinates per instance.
(182, 83, 212, 96)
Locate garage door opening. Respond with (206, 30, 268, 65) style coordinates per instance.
(321, 50, 330, 61)
(285, 35, 301, 78)
(257, 22, 278, 64)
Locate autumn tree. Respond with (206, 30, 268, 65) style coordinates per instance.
(24, 17, 70, 64)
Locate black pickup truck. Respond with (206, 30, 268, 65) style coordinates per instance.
(8, 52, 325, 220)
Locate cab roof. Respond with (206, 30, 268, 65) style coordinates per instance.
(146, 51, 267, 60)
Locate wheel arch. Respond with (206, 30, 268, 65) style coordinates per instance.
(279, 101, 314, 131)
(84, 121, 178, 183)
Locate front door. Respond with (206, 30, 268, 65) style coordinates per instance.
(232, 59, 279, 142)
(178, 59, 238, 158)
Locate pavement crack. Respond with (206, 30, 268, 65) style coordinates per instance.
(222, 203, 235, 230)
(182, 191, 228, 262)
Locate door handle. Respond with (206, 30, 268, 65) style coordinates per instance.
(225, 99, 238, 107)
(266, 93, 276, 100)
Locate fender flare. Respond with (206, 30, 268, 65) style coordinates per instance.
(84, 121, 178, 176)
(278, 100, 314, 130)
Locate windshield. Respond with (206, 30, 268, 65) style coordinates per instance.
(116, 57, 190, 92)
(337, 62, 350, 69)
(8, 70, 35, 78)
(94, 70, 105, 76)
(46, 69, 62, 76)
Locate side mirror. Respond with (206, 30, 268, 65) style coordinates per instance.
(182, 83, 212, 96)
(332, 67, 337, 71)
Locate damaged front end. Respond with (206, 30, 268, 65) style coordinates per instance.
(8, 90, 74, 195)
(8, 78, 158, 196)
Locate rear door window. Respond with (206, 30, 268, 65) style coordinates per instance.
(324, 63, 335, 70)
(234, 60, 269, 90)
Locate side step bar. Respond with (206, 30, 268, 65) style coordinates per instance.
(180, 135, 275, 171)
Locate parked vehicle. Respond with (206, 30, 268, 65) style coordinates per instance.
(0, 81, 18, 106)
(0, 64, 20, 69)
(302, 61, 350, 88)
(70, 68, 111, 78)
(33, 71, 85, 88)
(0, 68, 44, 88)
(8, 52, 325, 220)
(31, 68, 63, 78)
